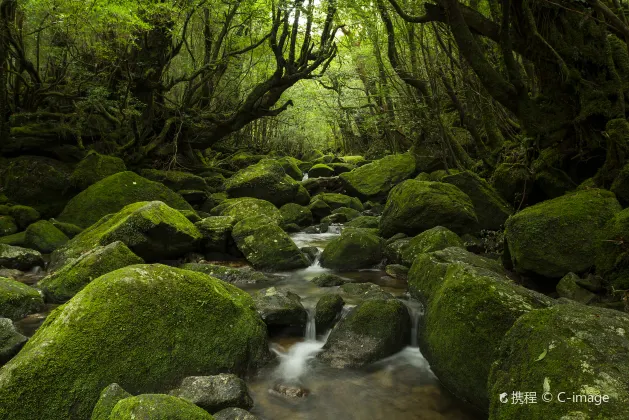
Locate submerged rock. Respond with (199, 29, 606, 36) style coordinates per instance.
(379, 180, 478, 238)
(489, 304, 629, 420)
(0, 264, 270, 420)
(109, 394, 213, 419)
(315, 294, 345, 332)
(319, 299, 410, 368)
(320, 229, 383, 270)
(253, 287, 307, 333)
(0, 317, 28, 365)
(0, 277, 44, 320)
(24, 220, 69, 253)
(0, 244, 44, 271)
(169, 374, 253, 413)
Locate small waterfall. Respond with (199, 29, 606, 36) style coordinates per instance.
(401, 299, 424, 347)
(302, 173, 309, 181)
(327, 224, 342, 234)
(305, 308, 316, 340)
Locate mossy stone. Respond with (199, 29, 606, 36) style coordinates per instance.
(180, 263, 275, 286)
(340, 156, 365, 165)
(70, 152, 126, 191)
(140, 169, 209, 192)
(253, 287, 307, 330)
(320, 229, 383, 270)
(379, 180, 479, 238)
(0, 243, 44, 270)
(38, 241, 144, 303)
(400, 226, 464, 265)
(8, 205, 40, 230)
(0, 276, 44, 320)
(489, 304, 629, 419)
(331, 207, 361, 221)
(109, 394, 214, 419)
(312, 273, 348, 287)
(49, 219, 83, 238)
(0, 216, 18, 237)
(58, 171, 194, 228)
(345, 216, 379, 229)
(195, 217, 237, 254)
(505, 189, 620, 278)
(0, 232, 26, 247)
(225, 151, 266, 171)
(556, 272, 597, 304)
(340, 153, 416, 201)
(274, 157, 303, 181)
(308, 164, 335, 178)
(91, 383, 132, 420)
(24, 220, 69, 253)
(308, 199, 332, 221)
(595, 207, 629, 289)
(279, 203, 313, 227)
(211, 198, 282, 225)
(490, 163, 532, 206)
(611, 162, 629, 207)
(315, 294, 345, 332)
(328, 163, 355, 175)
(225, 160, 301, 207)
(0, 317, 28, 365)
(0, 264, 269, 420)
(310, 193, 363, 211)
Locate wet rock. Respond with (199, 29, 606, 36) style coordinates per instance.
(0, 244, 44, 271)
(340, 282, 394, 302)
(308, 199, 332, 221)
(0, 317, 28, 365)
(280, 203, 313, 227)
(385, 264, 408, 280)
(320, 229, 383, 270)
(57, 171, 193, 228)
(300, 246, 319, 264)
(91, 383, 132, 420)
(24, 220, 69, 253)
(211, 197, 282, 225)
(109, 394, 213, 419)
(140, 169, 209, 192)
(181, 263, 276, 285)
(506, 189, 620, 278)
(340, 153, 416, 202)
(270, 383, 310, 398)
(315, 294, 345, 332)
(0, 264, 270, 420)
(345, 215, 379, 229)
(0, 277, 44, 320)
(309, 164, 335, 178)
(379, 180, 479, 238)
(0, 216, 18, 237)
(70, 152, 126, 191)
(213, 407, 260, 420)
(170, 374, 253, 413)
(50, 201, 201, 270)
(253, 287, 307, 333)
(556, 272, 597, 304)
(319, 299, 411, 368)
(400, 226, 464, 265)
(38, 241, 144, 303)
(310, 193, 364, 212)
(489, 304, 629, 420)
(195, 216, 237, 255)
(312, 273, 348, 287)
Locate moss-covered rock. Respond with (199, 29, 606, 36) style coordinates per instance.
(24, 220, 69, 253)
(211, 198, 282, 225)
(315, 294, 345, 332)
(91, 383, 132, 420)
(345, 216, 379, 229)
(109, 394, 214, 419)
(0, 244, 44, 270)
(319, 299, 410, 368)
(0, 317, 28, 365)
(0, 216, 18, 237)
(611, 162, 629, 207)
(50, 201, 202, 270)
(203, 174, 227, 193)
(596, 208, 629, 289)
(420, 263, 553, 410)
(400, 226, 464, 265)
(442, 171, 513, 231)
(232, 216, 308, 271)
(0, 277, 44, 320)
(379, 180, 478, 238)
(0, 264, 269, 420)
(311, 273, 349, 287)
(308, 164, 335, 178)
(225, 151, 266, 171)
(490, 163, 532, 205)
(225, 160, 302, 207)
(180, 263, 275, 286)
(140, 169, 209, 192)
(308, 199, 332, 221)
(252, 287, 307, 332)
(49, 219, 83, 238)
(213, 408, 258, 420)
(534, 167, 577, 200)
(383, 237, 411, 264)
(328, 163, 355, 175)
(202, 192, 229, 213)
(331, 207, 361, 221)
(195, 217, 237, 255)
(38, 241, 144, 303)
(320, 229, 383, 270)
(302, 149, 325, 162)
(169, 374, 253, 413)
(310, 193, 363, 212)
(8, 206, 40, 230)
(69, 152, 126, 191)
(0, 232, 26, 247)
(556, 272, 597, 304)
(488, 304, 629, 420)
(274, 157, 303, 181)
(280, 203, 313, 227)
(340, 156, 365, 165)
(340, 154, 416, 201)
(505, 189, 620, 278)
(3, 156, 72, 218)
(58, 171, 194, 228)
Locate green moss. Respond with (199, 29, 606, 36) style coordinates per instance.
(110, 394, 214, 419)
(279, 203, 313, 227)
(274, 157, 303, 181)
(328, 163, 355, 175)
(8, 206, 40, 230)
(320, 229, 383, 270)
(69, 152, 126, 191)
(0, 317, 28, 365)
(0, 264, 269, 420)
(611, 163, 629, 207)
(379, 180, 478, 238)
(505, 189, 620, 278)
(225, 160, 301, 207)
(24, 220, 69, 253)
(490, 163, 532, 206)
(210, 198, 282, 225)
(225, 151, 265, 171)
(0, 216, 18, 237)
(140, 169, 208, 192)
(315, 294, 344, 332)
(90, 383, 132, 420)
(310, 193, 364, 211)
(0, 232, 26, 247)
(489, 304, 629, 419)
(39, 241, 144, 303)
(50, 201, 202, 270)
(345, 216, 379, 229)
(294, 184, 311, 206)
(339, 153, 416, 201)
(194, 216, 236, 254)
(57, 171, 194, 228)
(302, 149, 325, 162)
(49, 220, 83, 238)
(595, 208, 629, 289)
(180, 263, 273, 285)
(400, 226, 464, 265)
(308, 164, 334, 178)
(0, 276, 44, 320)
(340, 156, 365, 165)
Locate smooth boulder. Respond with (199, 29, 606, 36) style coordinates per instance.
(211, 198, 282, 224)
(24, 220, 69, 253)
(253, 287, 307, 333)
(315, 294, 345, 332)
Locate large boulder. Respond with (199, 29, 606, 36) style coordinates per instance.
(211, 198, 282, 225)
(252, 287, 307, 332)
(315, 294, 345, 332)
(0, 264, 270, 420)
(308, 164, 335, 178)
(225, 160, 303, 207)
(50, 201, 202, 271)
(379, 180, 478, 238)
(232, 216, 308, 271)
(309, 193, 363, 211)
(400, 226, 464, 265)
(418, 262, 553, 410)
(318, 299, 410, 368)
(505, 189, 620, 278)
(91, 383, 132, 420)
(279, 203, 313, 227)
(340, 153, 416, 201)
(38, 241, 144, 303)
(109, 394, 213, 420)
(489, 304, 629, 420)
(274, 157, 303, 181)
(69, 152, 126, 191)
(596, 208, 629, 289)
(320, 229, 383, 270)
(442, 171, 513, 231)
(169, 374, 253, 413)
(57, 171, 194, 228)
(8, 205, 40, 229)
(140, 169, 208, 192)
(0, 244, 44, 270)
(3, 156, 72, 217)
(0, 318, 28, 365)
(490, 163, 532, 205)
(24, 220, 69, 253)
(0, 277, 44, 320)
(345, 216, 379, 229)
(195, 217, 237, 255)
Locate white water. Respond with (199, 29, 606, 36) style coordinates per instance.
(302, 173, 309, 181)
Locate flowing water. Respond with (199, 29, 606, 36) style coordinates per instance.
(245, 230, 482, 420)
